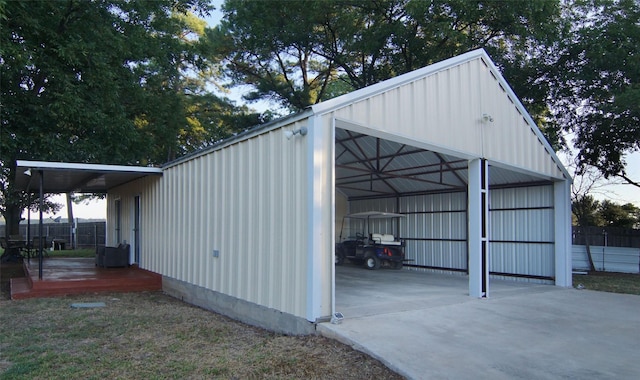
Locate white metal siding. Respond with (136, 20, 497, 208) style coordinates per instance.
(106, 176, 159, 263)
(573, 245, 640, 274)
(349, 192, 468, 271)
(325, 58, 564, 180)
(401, 193, 468, 271)
(348, 186, 556, 279)
(109, 122, 310, 318)
(490, 186, 555, 278)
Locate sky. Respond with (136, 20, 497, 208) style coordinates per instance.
(31, 1, 640, 222)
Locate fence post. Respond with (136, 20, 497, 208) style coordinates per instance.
(602, 230, 607, 271)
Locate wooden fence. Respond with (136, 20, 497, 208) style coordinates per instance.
(0, 221, 106, 250)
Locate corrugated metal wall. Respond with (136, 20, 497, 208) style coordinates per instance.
(489, 186, 555, 280)
(402, 193, 468, 271)
(346, 185, 555, 280)
(326, 57, 564, 180)
(573, 245, 640, 274)
(349, 192, 468, 272)
(108, 121, 310, 319)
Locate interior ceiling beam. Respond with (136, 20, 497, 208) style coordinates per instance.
(379, 144, 407, 173)
(337, 146, 427, 166)
(383, 162, 467, 176)
(347, 186, 468, 201)
(335, 132, 369, 145)
(374, 137, 401, 195)
(434, 152, 467, 186)
(346, 130, 376, 172)
(335, 129, 472, 197)
(336, 175, 462, 190)
(336, 165, 463, 189)
(342, 131, 401, 195)
(336, 184, 395, 196)
(338, 149, 467, 172)
(337, 162, 467, 179)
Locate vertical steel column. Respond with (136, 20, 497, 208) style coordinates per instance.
(468, 158, 489, 298)
(554, 180, 572, 287)
(26, 193, 31, 263)
(38, 170, 44, 280)
(307, 115, 325, 322)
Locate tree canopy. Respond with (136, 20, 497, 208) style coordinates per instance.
(0, 0, 262, 235)
(214, 0, 639, 187)
(552, 0, 640, 188)
(212, 0, 563, 116)
(2, 0, 638, 238)
(573, 196, 640, 228)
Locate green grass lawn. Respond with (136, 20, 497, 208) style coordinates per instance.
(572, 271, 640, 295)
(0, 292, 402, 379)
(45, 248, 96, 258)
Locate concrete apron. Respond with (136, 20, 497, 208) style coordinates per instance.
(318, 265, 640, 380)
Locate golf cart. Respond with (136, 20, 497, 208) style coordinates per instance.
(335, 211, 405, 270)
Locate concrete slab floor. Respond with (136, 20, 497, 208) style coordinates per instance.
(319, 265, 640, 380)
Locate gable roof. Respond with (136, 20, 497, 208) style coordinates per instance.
(312, 48, 570, 181)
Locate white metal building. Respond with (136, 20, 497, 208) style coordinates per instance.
(17, 49, 572, 334)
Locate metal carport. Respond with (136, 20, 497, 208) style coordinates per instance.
(308, 49, 573, 309)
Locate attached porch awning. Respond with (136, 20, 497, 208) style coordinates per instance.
(15, 160, 163, 193)
(10, 160, 162, 279)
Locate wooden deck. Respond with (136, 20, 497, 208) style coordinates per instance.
(10, 257, 162, 300)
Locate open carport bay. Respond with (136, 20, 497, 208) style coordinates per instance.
(334, 125, 563, 297)
(326, 266, 640, 379)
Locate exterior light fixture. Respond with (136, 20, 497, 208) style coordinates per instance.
(482, 113, 494, 123)
(284, 127, 308, 140)
(24, 169, 32, 176)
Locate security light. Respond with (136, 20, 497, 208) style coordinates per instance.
(284, 127, 308, 140)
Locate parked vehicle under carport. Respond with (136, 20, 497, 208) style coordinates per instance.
(335, 211, 406, 269)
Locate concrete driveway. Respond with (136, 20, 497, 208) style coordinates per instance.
(318, 265, 640, 380)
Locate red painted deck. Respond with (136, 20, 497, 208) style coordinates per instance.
(10, 257, 162, 300)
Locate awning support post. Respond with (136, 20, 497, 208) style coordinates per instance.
(38, 170, 44, 280)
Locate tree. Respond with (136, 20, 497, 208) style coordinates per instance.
(552, 0, 640, 187)
(572, 195, 603, 228)
(0, 0, 256, 238)
(599, 201, 640, 228)
(212, 0, 564, 121)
